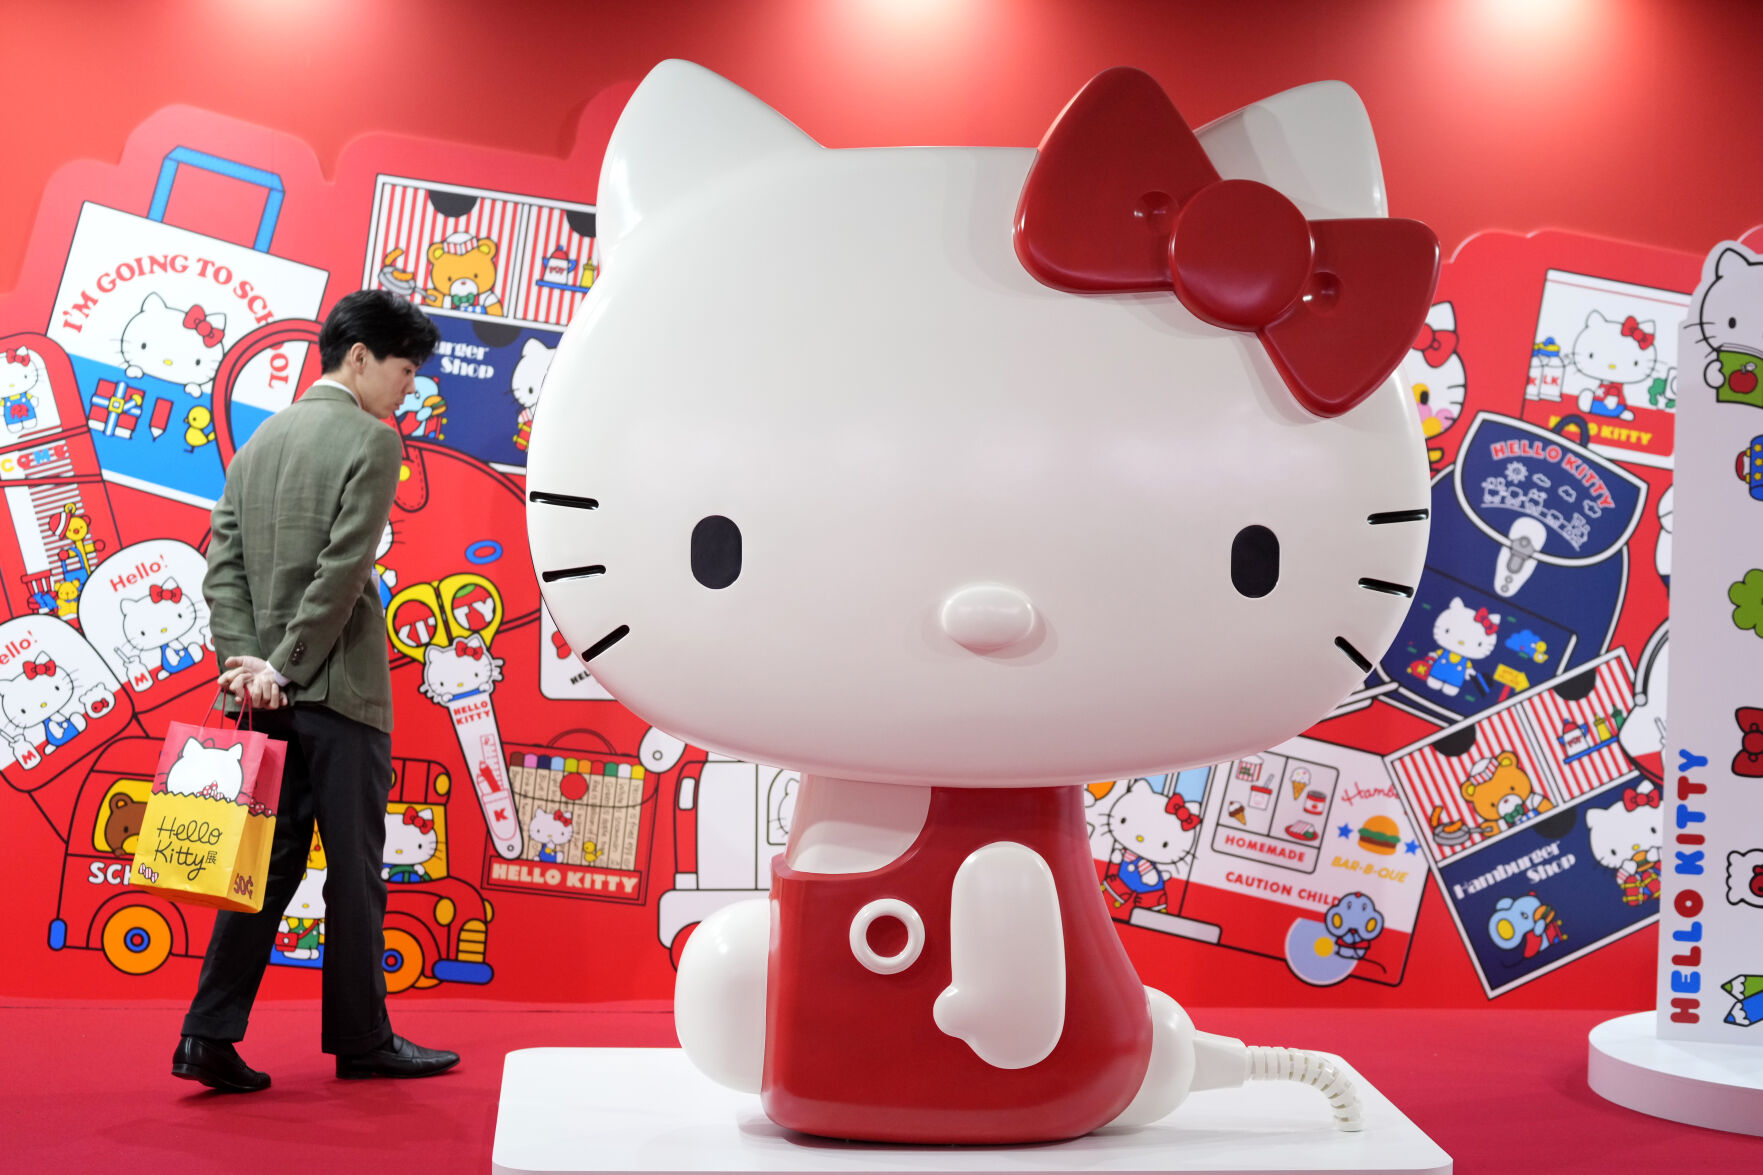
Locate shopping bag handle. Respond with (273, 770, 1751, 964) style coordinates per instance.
(148, 147, 286, 252)
(203, 683, 254, 732)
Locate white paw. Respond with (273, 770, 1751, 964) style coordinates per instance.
(675, 898, 770, 1093)
(126, 365, 143, 378)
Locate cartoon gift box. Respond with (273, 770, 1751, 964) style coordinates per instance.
(129, 693, 285, 913)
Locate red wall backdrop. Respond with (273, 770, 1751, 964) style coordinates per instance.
(0, 0, 1755, 1012)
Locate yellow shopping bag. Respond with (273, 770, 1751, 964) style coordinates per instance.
(129, 692, 286, 913)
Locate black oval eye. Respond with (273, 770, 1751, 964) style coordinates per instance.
(1230, 525, 1279, 598)
(691, 515, 741, 589)
(1417, 388, 1430, 405)
(1730, 317, 1738, 330)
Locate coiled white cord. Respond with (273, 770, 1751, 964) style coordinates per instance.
(1244, 1045, 1364, 1131)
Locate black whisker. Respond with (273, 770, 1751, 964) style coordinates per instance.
(1334, 636, 1373, 673)
(1358, 577, 1414, 598)
(541, 564, 605, 583)
(528, 491, 598, 510)
(579, 625, 629, 662)
(1368, 509, 1429, 525)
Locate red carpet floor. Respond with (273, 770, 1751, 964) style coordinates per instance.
(0, 1002, 1757, 1172)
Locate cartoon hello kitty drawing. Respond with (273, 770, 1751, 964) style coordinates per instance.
(417, 633, 503, 705)
(1585, 782, 1663, 906)
(383, 807, 439, 882)
(1567, 309, 1657, 422)
(1401, 302, 1466, 467)
(276, 867, 326, 959)
(120, 293, 227, 397)
(1098, 780, 1201, 913)
(528, 807, 574, 863)
(1412, 597, 1499, 697)
(0, 652, 105, 762)
(529, 63, 1435, 1142)
(510, 338, 552, 452)
(0, 344, 42, 433)
(1693, 244, 1763, 410)
(374, 522, 398, 609)
(164, 737, 245, 802)
(117, 577, 207, 680)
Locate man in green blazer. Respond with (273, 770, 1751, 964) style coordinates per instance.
(174, 291, 458, 1092)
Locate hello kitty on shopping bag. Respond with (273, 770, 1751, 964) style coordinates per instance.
(530, 62, 1436, 1143)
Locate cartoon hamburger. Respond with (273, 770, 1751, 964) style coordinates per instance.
(1357, 814, 1402, 855)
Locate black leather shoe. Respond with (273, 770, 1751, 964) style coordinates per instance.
(335, 1034, 459, 1079)
(171, 1036, 270, 1093)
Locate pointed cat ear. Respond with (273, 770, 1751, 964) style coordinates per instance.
(1587, 310, 1610, 326)
(160, 577, 177, 588)
(1638, 319, 1655, 333)
(144, 292, 168, 311)
(1715, 246, 1759, 279)
(419, 807, 434, 819)
(1424, 301, 1456, 332)
(521, 338, 548, 358)
(598, 60, 817, 261)
(206, 311, 226, 329)
(182, 736, 202, 756)
(229, 744, 244, 761)
(1194, 80, 1386, 220)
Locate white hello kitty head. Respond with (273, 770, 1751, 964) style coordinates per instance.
(418, 633, 502, 704)
(511, 338, 553, 410)
(384, 807, 439, 868)
(288, 867, 327, 919)
(120, 578, 199, 651)
(528, 807, 575, 849)
(0, 653, 76, 728)
(1586, 786, 1662, 872)
(1696, 246, 1763, 357)
(1400, 301, 1465, 444)
(1433, 597, 1498, 658)
(528, 62, 1432, 786)
(1103, 779, 1200, 869)
(120, 293, 226, 389)
(1, 346, 41, 398)
(1570, 309, 1657, 388)
(164, 737, 245, 802)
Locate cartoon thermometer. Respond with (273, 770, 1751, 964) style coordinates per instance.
(387, 572, 521, 859)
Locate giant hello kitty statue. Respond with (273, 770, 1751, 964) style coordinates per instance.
(529, 62, 1436, 1144)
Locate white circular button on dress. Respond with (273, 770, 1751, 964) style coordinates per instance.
(848, 898, 925, 975)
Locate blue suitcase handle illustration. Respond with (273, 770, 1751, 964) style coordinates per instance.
(146, 147, 286, 253)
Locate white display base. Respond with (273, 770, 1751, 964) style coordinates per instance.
(491, 1047, 1451, 1175)
(1587, 1011, 1763, 1136)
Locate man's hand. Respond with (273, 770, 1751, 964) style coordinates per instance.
(219, 655, 288, 710)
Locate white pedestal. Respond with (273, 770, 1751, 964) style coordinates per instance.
(491, 1047, 1451, 1174)
(1587, 1011, 1763, 1136)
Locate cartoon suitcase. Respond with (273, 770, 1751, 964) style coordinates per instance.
(1382, 412, 1647, 723)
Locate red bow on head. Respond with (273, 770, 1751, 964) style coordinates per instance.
(1163, 793, 1201, 832)
(1013, 68, 1439, 418)
(1733, 707, 1763, 778)
(1622, 786, 1659, 811)
(1412, 324, 1458, 367)
(22, 658, 55, 679)
(1472, 607, 1499, 635)
(149, 584, 182, 604)
(2, 348, 27, 366)
(453, 638, 483, 660)
(401, 807, 434, 834)
(553, 809, 573, 827)
(181, 305, 225, 348)
(1620, 316, 1655, 351)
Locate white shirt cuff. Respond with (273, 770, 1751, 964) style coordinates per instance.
(270, 668, 291, 687)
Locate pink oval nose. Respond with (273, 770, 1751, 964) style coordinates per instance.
(939, 584, 1036, 654)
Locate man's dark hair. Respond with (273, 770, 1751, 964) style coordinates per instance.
(317, 290, 441, 372)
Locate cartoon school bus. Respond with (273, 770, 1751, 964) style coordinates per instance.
(47, 736, 494, 992)
(656, 752, 798, 967)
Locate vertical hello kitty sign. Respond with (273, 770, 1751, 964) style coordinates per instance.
(1657, 238, 1763, 1040)
(75, 540, 213, 712)
(46, 149, 328, 507)
(0, 615, 129, 790)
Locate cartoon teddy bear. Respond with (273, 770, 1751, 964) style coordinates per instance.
(1460, 751, 1553, 837)
(424, 233, 504, 316)
(103, 792, 145, 855)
